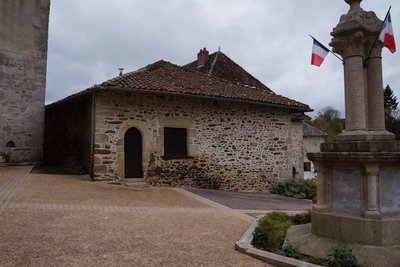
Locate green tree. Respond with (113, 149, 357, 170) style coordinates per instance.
(311, 106, 344, 141)
(384, 85, 400, 139)
(384, 85, 398, 119)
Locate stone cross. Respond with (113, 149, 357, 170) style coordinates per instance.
(330, 0, 394, 141)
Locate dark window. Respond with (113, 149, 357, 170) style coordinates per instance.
(304, 162, 312, 172)
(164, 127, 187, 159)
(6, 141, 15, 148)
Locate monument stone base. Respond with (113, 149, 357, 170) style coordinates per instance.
(308, 138, 400, 247)
(334, 130, 395, 142)
(312, 210, 400, 246)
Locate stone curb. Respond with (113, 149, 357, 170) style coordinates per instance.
(235, 217, 321, 267)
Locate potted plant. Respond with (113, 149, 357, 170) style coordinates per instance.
(0, 152, 10, 163)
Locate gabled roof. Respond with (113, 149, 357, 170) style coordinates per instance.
(93, 60, 310, 111)
(303, 122, 327, 137)
(183, 51, 274, 93)
(47, 57, 311, 112)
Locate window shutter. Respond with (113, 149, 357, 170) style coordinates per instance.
(164, 127, 187, 159)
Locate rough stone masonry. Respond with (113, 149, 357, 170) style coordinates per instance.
(93, 92, 304, 191)
(0, 0, 50, 163)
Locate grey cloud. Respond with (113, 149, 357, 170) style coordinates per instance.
(46, 0, 400, 117)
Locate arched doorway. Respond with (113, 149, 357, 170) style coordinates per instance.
(124, 127, 143, 178)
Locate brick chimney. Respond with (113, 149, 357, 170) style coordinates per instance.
(197, 47, 209, 67)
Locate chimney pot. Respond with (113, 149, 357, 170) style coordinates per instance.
(197, 47, 209, 67)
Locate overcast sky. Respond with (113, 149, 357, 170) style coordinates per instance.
(45, 0, 400, 118)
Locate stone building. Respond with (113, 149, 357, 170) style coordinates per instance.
(302, 122, 326, 179)
(45, 49, 311, 191)
(0, 0, 50, 163)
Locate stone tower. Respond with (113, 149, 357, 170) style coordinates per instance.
(0, 0, 50, 163)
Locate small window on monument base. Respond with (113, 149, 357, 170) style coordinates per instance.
(6, 141, 15, 148)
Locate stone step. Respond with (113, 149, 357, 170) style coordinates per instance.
(125, 178, 144, 183)
(125, 178, 149, 189)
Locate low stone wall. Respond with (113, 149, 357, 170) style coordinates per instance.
(147, 156, 279, 191)
(94, 91, 304, 191)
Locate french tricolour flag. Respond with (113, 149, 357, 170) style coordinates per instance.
(379, 11, 396, 53)
(311, 39, 330, 67)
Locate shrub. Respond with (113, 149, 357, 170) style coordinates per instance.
(282, 243, 300, 259)
(270, 178, 317, 200)
(0, 152, 10, 162)
(325, 244, 369, 267)
(290, 211, 311, 225)
(252, 211, 291, 251)
(251, 212, 370, 266)
(307, 256, 328, 265)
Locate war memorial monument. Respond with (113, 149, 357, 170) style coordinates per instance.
(289, 0, 400, 265)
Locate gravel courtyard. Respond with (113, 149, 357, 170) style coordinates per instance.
(0, 166, 271, 266)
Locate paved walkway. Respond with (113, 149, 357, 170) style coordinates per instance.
(0, 166, 272, 266)
(9, 202, 217, 214)
(185, 187, 312, 216)
(0, 166, 32, 215)
(0, 166, 312, 266)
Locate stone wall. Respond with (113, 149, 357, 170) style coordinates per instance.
(0, 0, 50, 162)
(94, 91, 304, 192)
(44, 96, 92, 167)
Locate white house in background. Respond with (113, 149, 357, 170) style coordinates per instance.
(303, 122, 327, 179)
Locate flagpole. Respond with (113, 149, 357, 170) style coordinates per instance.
(365, 6, 392, 65)
(309, 35, 343, 63)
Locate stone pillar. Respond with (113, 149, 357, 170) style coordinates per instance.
(340, 1, 367, 134)
(364, 163, 380, 218)
(342, 35, 367, 132)
(366, 46, 386, 132)
(313, 162, 329, 210)
(330, 0, 394, 141)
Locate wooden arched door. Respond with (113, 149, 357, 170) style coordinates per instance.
(124, 127, 143, 178)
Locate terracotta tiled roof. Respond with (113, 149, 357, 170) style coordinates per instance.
(303, 122, 327, 137)
(95, 60, 310, 111)
(183, 51, 274, 93)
